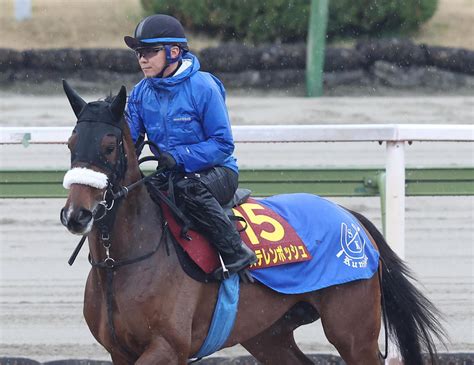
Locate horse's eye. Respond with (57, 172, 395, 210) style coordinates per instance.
(104, 145, 115, 155)
(68, 131, 78, 151)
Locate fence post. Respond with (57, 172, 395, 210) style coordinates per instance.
(377, 172, 387, 235)
(385, 141, 406, 259)
(306, 0, 328, 97)
(15, 0, 32, 21)
(384, 141, 406, 365)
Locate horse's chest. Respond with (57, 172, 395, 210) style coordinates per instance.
(84, 272, 163, 344)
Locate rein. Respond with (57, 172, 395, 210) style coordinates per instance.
(67, 166, 168, 360)
(67, 169, 162, 266)
(66, 132, 187, 360)
(88, 220, 168, 269)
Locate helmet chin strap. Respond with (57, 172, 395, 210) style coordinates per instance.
(155, 45, 182, 78)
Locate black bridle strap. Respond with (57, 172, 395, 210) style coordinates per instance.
(112, 169, 161, 200)
(68, 235, 87, 266)
(88, 222, 169, 359)
(105, 268, 137, 359)
(67, 169, 165, 266)
(89, 221, 168, 269)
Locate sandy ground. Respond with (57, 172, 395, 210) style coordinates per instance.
(0, 94, 473, 361)
(414, 0, 474, 49)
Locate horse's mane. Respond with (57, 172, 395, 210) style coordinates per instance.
(102, 94, 114, 104)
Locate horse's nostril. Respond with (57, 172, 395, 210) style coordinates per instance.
(60, 208, 68, 226)
(63, 207, 93, 232)
(76, 208, 93, 224)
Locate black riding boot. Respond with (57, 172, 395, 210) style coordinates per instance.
(175, 177, 257, 275)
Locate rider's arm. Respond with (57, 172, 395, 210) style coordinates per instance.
(125, 88, 145, 144)
(170, 75, 234, 173)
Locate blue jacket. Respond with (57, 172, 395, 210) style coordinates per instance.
(126, 52, 238, 173)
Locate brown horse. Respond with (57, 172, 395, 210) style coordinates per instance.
(60, 82, 446, 365)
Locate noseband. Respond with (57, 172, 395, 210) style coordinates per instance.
(64, 120, 154, 266)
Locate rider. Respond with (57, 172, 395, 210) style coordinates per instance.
(124, 14, 256, 276)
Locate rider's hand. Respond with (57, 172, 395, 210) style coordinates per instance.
(158, 152, 177, 170)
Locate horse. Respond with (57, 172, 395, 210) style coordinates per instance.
(60, 81, 446, 365)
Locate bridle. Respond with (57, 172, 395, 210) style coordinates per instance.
(62, 86, 196, 357)
(65, 126, 171, 360)
(66, 122, 163, 267)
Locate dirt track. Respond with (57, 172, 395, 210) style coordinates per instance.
(0, 94, 473, 361)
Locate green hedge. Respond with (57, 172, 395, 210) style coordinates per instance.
(140, 0, 438, 43)
(329, 0, 439, 37)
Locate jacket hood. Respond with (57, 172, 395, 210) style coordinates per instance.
(147, 52, 200, 89)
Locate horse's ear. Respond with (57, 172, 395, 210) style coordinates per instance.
(62, 80, 86, 118)
(110, 85, 127, 123)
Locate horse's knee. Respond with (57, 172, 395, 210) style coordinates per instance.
(243, 332, 314, 365)
(135, 337, 184, 365)
(323, 327, 380, 365)
(319, 279, 382, 364)
(340, 346, 382, 365)
(110, 352, 133, 365)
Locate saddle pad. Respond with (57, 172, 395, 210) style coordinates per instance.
(250, 193, 380, 294)
(232, 198, 311, 269)
(162, 197, 311, 274)
(163, 204, 219, 274)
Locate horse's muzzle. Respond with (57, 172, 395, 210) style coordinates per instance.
(61, 206, 93, 235)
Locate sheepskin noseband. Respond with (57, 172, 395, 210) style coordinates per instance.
(63, 167, 108, 190)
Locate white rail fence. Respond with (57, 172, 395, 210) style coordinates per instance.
(1, 124, 473, 260)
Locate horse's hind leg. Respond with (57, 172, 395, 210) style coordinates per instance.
(241, 302, 318, 365)
(242, 330, 313, 365)
(317, 275, 382, 365)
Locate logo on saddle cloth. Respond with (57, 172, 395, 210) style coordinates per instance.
(164, 198, 311, 274)
(336, 222, 369, 269)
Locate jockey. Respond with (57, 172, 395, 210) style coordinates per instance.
(124, 14, 257, 276)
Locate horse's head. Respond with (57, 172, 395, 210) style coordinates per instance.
(60, 80, 129, 235)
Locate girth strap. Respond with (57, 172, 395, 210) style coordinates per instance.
(190, 274, 240, 361)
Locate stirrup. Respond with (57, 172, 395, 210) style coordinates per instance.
(213, 266, 255, 282)
(217, 253, 230, 280)
(213, 256, 256, 281)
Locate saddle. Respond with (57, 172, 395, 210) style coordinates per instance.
(148, 174, 381, 297)
(145, 174, 312, 282)
(159, 188, 252, 274)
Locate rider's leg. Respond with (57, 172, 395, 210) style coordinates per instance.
(175, 167, 256, 274)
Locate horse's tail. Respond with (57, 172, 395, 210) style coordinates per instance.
(349, 210, 447, 365)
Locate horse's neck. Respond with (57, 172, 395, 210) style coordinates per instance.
(89, 182, 163, 262)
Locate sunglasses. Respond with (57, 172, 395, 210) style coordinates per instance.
(134, 47, 165, 59)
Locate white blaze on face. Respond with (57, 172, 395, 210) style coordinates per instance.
(63, 167, 108, 189)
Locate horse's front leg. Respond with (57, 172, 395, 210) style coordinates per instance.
(135, 336, 188, 365)
(110, 351, 134, 365)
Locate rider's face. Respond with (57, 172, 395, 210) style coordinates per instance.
(136, 46, 180, 78)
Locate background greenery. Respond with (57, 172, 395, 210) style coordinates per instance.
(2, 0, 471, 51)
(141, 0, 439, 43)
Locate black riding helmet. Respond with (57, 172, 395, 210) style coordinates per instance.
(124, 14, 189, 78)
(124, 14, 188, 51)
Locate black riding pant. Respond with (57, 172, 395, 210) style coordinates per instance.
(174, 167, 241, 253)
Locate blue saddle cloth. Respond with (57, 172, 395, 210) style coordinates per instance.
(251, 193, 380, 294)
(191, 193, 380, 359)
